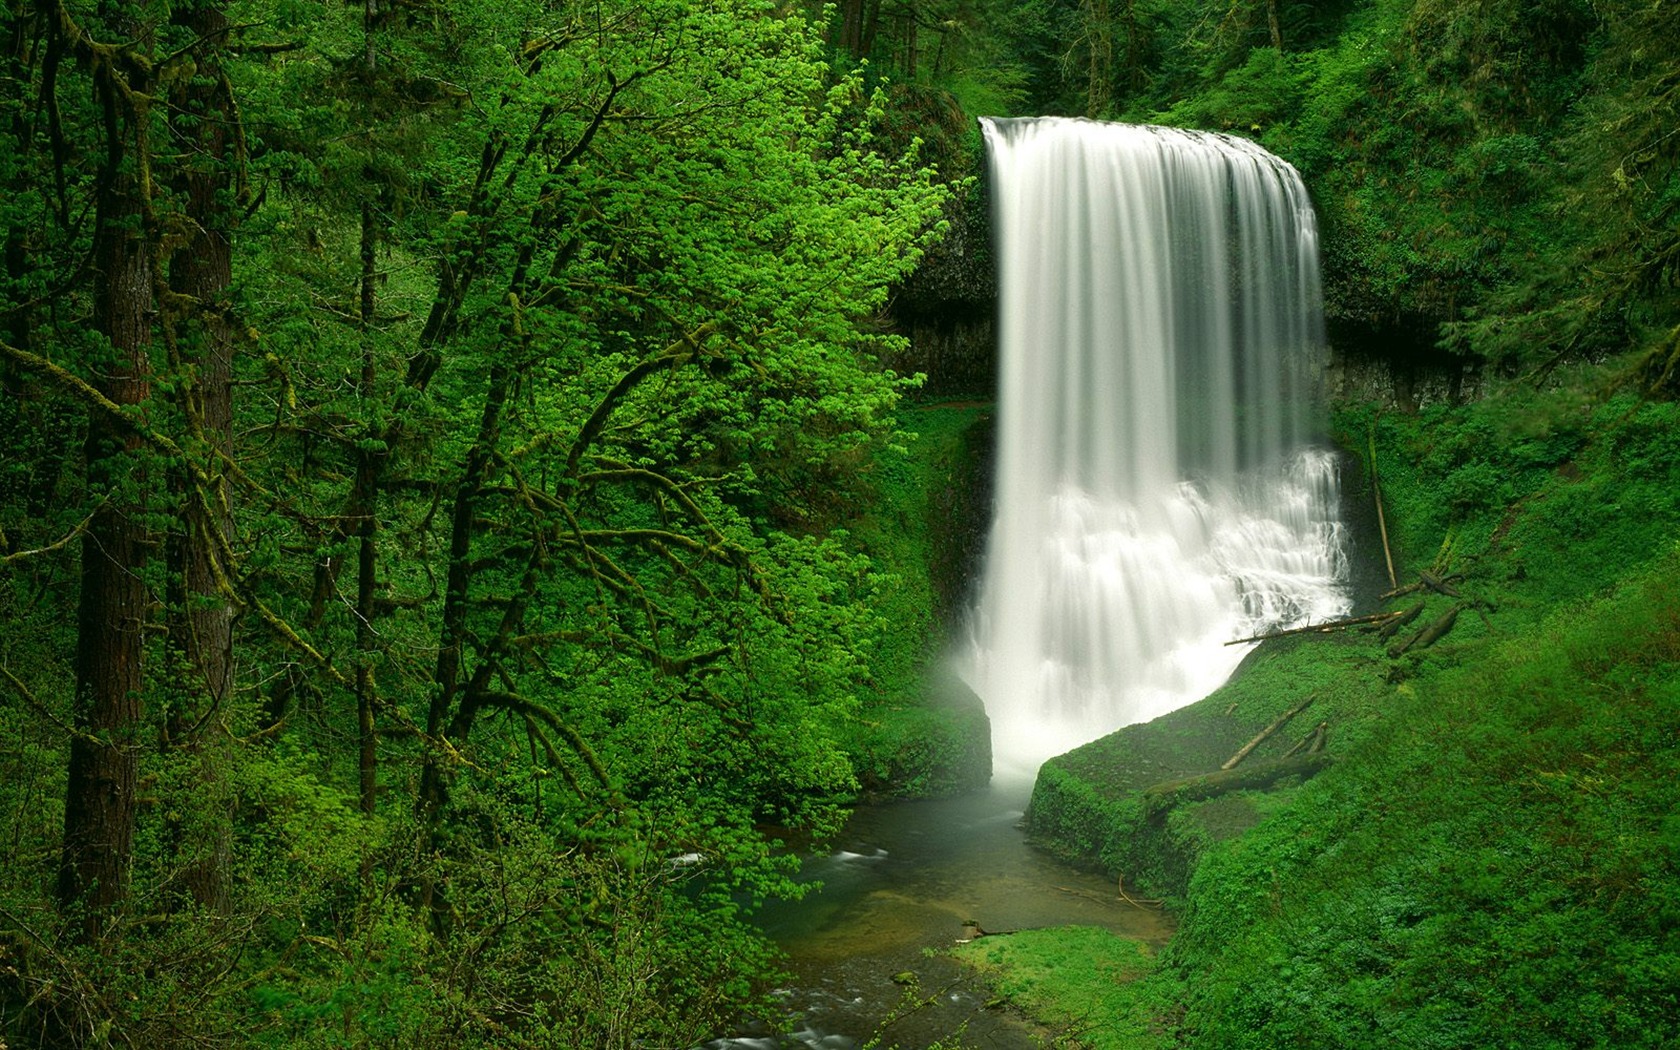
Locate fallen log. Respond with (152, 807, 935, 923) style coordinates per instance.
(1224, 610, 1403, 646)
(1142, 753, 1332, 818)
(1376, 601, 1424, 640)
(1387, 602, 1463, 658)
(1283, 721, 1328, 758)
(1221, 696, 1314, 770)
(1419, 571, 1463, 598)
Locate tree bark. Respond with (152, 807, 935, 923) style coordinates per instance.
(165, 0, 236, 915)
(60, 24, 154, 939)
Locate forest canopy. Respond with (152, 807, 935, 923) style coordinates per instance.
(821, 0, 1679, 385)
(0, 0, 948, 1045)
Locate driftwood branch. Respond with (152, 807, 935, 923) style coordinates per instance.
(1116, 876, 1163, 908)
(1225, 610, 1402, 646)
(1142, 754, 1331, 817)
(1221, 696, 1314, 770)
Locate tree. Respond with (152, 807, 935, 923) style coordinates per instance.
(3, 0, 950, 1044)
(54, 0, 157, 943)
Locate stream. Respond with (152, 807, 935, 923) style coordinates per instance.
(707, 775, 1174, 1049)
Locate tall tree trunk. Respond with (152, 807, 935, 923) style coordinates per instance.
(161, 0, 236, 916)
(1086, 0, 1114, 117)
(859, 0, 884, 57)
(900, 13, 917, 78)
(1121, 0, 1144, 95)
(354, 200, 380, 820)
(839, 0, 863, 56)
(59, 39, 154, 941)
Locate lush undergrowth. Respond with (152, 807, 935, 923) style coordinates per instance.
(841, 403, 995, 799)
(986, 377, 1680, 1048)
(954, 927, 1170, 1050)
(1170, 546, 1680, 1048)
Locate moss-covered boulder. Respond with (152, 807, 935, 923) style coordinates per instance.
(1026, 635, 1389, 899)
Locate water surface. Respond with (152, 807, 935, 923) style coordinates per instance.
(713, 778, 1172, 1048)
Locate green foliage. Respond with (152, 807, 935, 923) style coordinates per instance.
(1167, 553, 1680, 1050)
(958, 0, 1672, 374)
(1021, 381, 1680, 1048)
(1339, 386, 1680, 622)
(956, 926, 1173, 1049)
(0, 0, 970, 1046)
(836, 404, 995, 799)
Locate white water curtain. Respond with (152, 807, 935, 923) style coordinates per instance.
(967, 118, 1350, 775)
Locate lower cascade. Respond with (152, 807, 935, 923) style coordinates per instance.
(965, 117, 1351, 774)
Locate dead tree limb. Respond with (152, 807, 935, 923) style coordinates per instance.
(1376, 601, 1424, 641)
(1387, 603, 1463, 658)
(1225, 610, 1402, 646)
(1221, 696, 1314, 770)
(1283, 721, 1328, 758)
(1419, 571, 1463, 598)
(1143, 754, 1331, 817)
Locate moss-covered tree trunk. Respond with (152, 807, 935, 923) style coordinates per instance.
(59, 10, 154, 938)
(164, 0, 236, 915)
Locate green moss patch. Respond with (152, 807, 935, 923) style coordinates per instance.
(955, 926, 1175, 1050)
(1027, 634, 1389, 898)
(841, 403, 995, 799)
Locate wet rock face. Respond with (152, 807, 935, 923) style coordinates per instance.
(1324, 317, 1485, 411)
(885, 306, 996, 400)
(926, 409, 994, 633)
(887, 178, 998, 400)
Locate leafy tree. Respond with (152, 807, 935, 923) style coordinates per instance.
(1, 0, 950, 1045)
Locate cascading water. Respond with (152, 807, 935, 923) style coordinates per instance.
(967, 117, 1350, 776)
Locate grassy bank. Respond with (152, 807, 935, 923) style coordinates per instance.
(974, 373, 1680, 1047)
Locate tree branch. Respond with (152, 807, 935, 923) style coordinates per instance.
(0, 338, 184, 460)
(1, 500, 105, 564)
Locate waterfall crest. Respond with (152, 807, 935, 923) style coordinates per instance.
(967, 117, 1350, 775)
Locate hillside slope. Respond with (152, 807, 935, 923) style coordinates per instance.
(998, 379, 1680, 1047)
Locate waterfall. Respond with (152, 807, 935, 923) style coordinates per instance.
(967, 117, 1350, 776)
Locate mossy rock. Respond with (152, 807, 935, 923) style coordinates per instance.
(1026, 633, 1388, 898)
